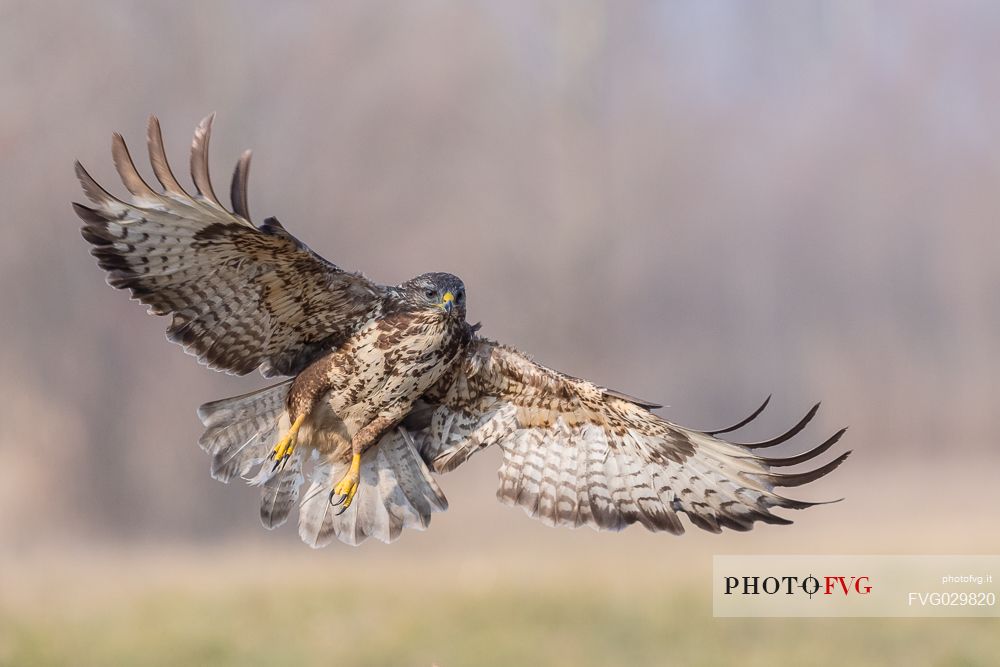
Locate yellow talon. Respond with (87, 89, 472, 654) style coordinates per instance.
(331, 454, 362, 510)
(270, 414, 305, 467)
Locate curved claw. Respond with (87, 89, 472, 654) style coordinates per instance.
(329, 484, 357, 515)
(327, 454, 362, 513)
(331, 477, 359, 513)
(269, 443, 294, 472)
(268, 414, 304, 473)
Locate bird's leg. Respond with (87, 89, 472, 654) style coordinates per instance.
(330, 452, 363, 511)
(330, 407, 407, 513)
(269, 413, 306, 472)
(270, 367, 329, 471)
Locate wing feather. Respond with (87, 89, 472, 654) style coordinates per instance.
(230, 150, 252, 220)
(74, 115, 386, 377)
(111, 132, 161, 205)
(416, 338, 848, 535)
(147, 115, 189, 197)
(190, 113, 223, 207)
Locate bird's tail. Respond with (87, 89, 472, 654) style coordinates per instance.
(198, 380, 306, 529)
(199, 384, 448, 543)
(197, 380, 293, 481)
(298, 428, 448, 547)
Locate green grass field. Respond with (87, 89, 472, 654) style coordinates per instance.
(2, 546, 999, 667)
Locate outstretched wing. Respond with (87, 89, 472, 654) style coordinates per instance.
(74, 115, 385, 377)
(412, 338, 848, 534)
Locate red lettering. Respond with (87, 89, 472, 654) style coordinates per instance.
(823, 576, 845, 595)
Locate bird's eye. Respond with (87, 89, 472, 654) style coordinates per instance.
(456, 290, 465, 302)
(425, 289, 437, 299)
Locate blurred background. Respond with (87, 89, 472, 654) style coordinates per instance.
(2, 1, 999, 665)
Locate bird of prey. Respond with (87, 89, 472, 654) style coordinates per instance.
(74, 115, 848, 547)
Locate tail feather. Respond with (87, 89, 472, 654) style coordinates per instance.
(199, 385, 449, 545)
(381, 430, 448, 519)
(298, 428, 448, 548)
(260, 459, 304, 530)
(197, 380, 291, 483)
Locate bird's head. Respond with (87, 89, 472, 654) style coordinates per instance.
(398, 272, 467, 321)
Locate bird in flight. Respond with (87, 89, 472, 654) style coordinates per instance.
(74, 115, 849, 547)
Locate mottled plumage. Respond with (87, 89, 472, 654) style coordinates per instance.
(75, 115, 849, 548)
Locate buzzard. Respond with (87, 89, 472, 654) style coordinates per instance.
(74, 115, 849, 547)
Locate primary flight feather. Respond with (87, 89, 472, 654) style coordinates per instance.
(74, 115, 849, 547)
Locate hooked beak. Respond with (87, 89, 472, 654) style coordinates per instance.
(440, 291, 455, 314)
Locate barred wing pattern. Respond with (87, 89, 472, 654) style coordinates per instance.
(74, 115, 385, 377)
(417, 340, 848, 534)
